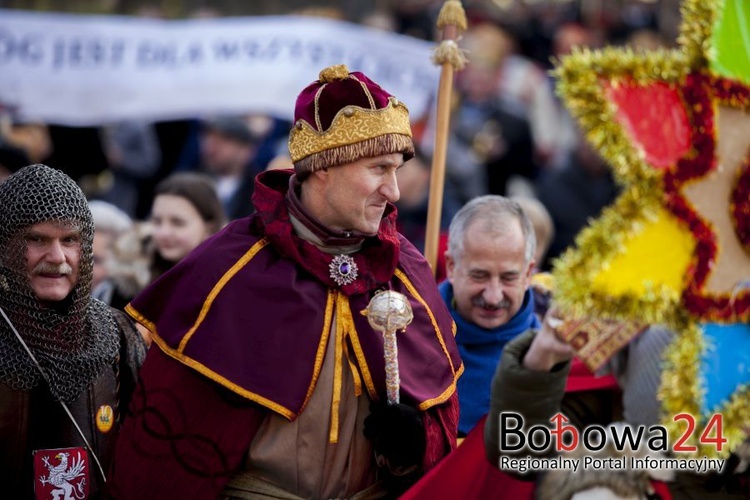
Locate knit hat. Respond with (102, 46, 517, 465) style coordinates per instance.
(288, 64, 414, 175)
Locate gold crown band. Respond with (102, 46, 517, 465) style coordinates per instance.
(289, 97, 412, 163)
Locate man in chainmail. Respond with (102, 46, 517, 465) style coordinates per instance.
(0, 164, 146, 499)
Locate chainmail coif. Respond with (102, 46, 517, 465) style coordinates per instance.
(0, 164, 120, 403)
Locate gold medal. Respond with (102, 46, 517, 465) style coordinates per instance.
(95, 405, 114, 433)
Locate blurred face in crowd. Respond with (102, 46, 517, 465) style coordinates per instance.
(446, 219, 534, 329)
(201, 130, 253, 176)
(395, 155, 429, 208)
(0, 166, 12, 183)
(459, 24, 509, 103)
(92, 231, 113, 290)
(459, 61, 501, 104)
(25, 221, 81, 304)
(151, 194, 211, 263)
(309, 153, 403, 235)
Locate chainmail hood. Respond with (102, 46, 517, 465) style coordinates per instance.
(0, 164, 120, 403)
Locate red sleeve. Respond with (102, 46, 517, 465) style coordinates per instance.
(421, 391, 459, 471)
(107, 348, 265, 499)
(435, 232, 449, 284)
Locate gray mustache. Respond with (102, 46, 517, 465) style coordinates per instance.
(472, 296, 510, 310)
(33, 262, 73, 276)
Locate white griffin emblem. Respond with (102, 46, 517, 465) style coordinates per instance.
(38, 451, 87, 500)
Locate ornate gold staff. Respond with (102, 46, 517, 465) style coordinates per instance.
(362, 290, 414, 404)
(424, 0, 468, 274)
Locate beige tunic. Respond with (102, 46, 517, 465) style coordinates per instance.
(240, 317, 376, 498)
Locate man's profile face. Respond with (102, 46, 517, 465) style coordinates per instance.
(315, 152, 404, 235)
(446, 219, 534, 329)
(25, 221, 81, 303)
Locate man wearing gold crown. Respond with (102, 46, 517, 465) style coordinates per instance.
(109, 65, 463, 499)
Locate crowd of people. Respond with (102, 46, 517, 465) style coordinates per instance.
(0, 0, 663, 272)
(1, 2, 747, 499)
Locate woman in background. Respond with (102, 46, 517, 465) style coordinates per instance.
(105, 172, 226, 339)
(149, 172, 226, 281)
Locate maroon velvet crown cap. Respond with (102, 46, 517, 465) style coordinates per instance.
(294, 67, 392, 131)
(288, 64, 414, 175)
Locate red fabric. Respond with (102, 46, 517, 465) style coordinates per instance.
(606, 80, 691, 169)
(295, 70, 393, 131)
(652, 480, 672, 500)
(731, 157, 750, 251)
(565, 358, 619, 393)
(402, 416, 535, 500)
(108, 348, 266, 499)
(110, 337, 459, 498)
(115, 294, 459, 498)
(402, 416, 674, 500)
(128, 194, 460, 416)
(435, 232, 449, 284)
(422, 392, 460, 471)
(128, 170, 461, 415)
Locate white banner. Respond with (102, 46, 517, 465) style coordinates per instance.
(0, 10, 440, 125)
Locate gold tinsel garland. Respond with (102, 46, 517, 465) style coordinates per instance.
(552, 0, 748, 458)
(678, 0, 719, 69)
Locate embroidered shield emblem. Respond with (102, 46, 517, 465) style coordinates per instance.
(33, 447, 89, 500)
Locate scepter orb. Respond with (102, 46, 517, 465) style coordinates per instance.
(362, 290, 414, 405)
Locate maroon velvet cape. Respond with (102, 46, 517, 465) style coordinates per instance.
(108, 170, 462, 498)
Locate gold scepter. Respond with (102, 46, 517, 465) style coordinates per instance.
(424, 0, 467, 275)
(362, 291, 414, 405)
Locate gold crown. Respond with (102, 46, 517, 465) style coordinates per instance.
(288, 96, 412, 163)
